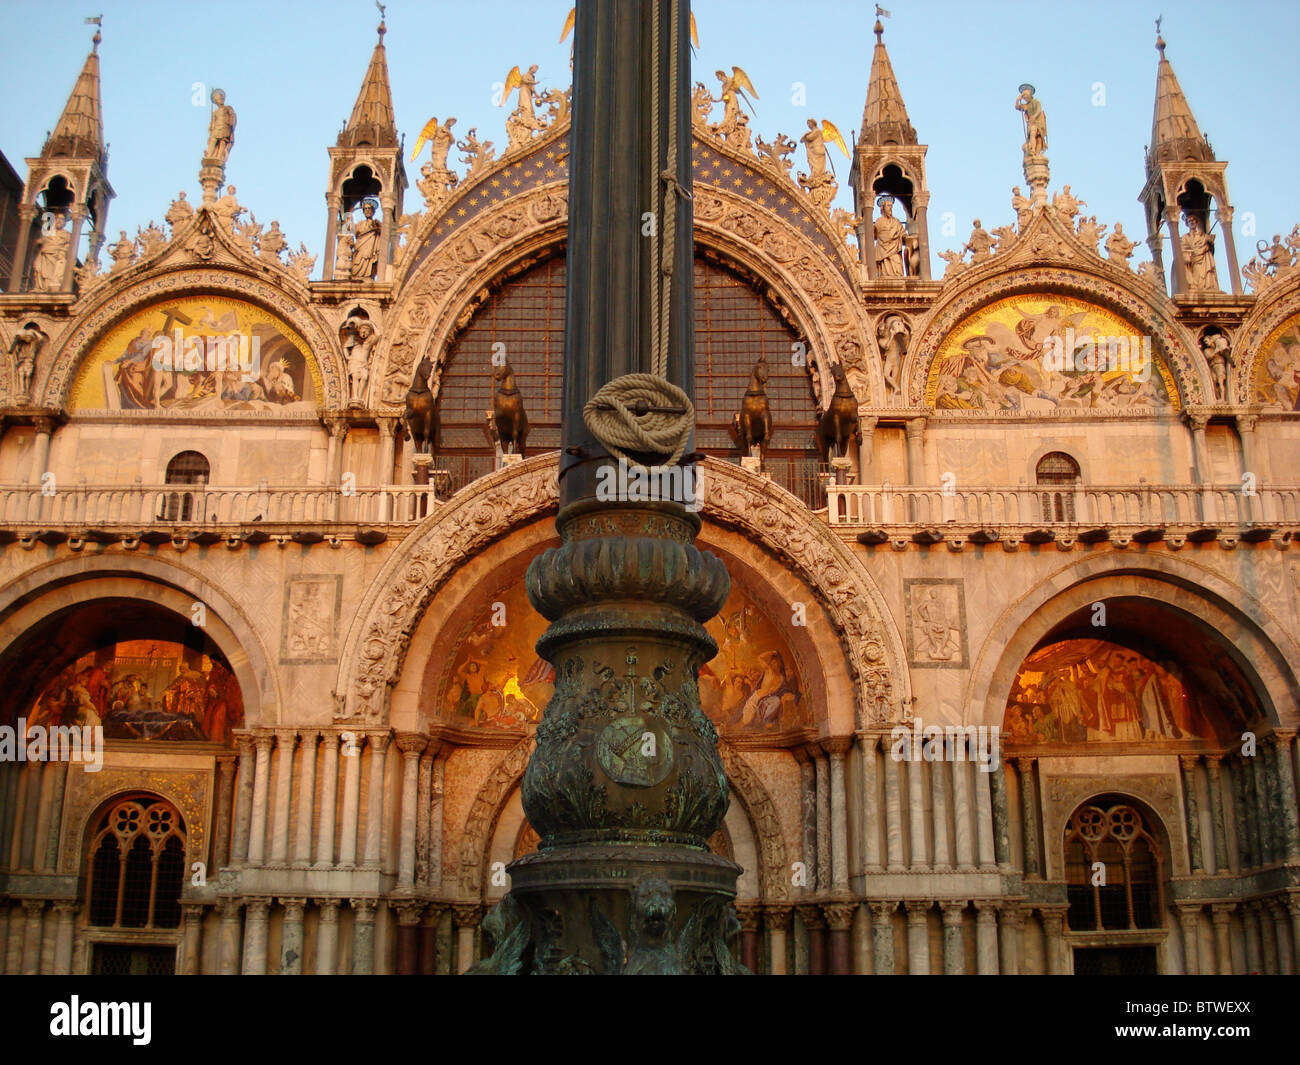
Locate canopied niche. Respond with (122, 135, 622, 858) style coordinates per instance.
(68, 295, 320, 412)
(927, 294, 1179, 413)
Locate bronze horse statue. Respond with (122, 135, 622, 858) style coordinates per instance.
(403, 357, 438, 455)
(815, 361, 860, 463)
(492, 359, 528, 456)
(732, 356, 773, 455)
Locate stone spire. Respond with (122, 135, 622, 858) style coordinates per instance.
(338, 17, 398, 149)
(859, 18, 916, 146)
(43, 26, 106, 164)
(1148, 32, 1213, 171)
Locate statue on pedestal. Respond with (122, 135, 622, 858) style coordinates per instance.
(204, 89, 236, 165)
(1016, 84, 1047, 162)
(9, 323, 46, 402)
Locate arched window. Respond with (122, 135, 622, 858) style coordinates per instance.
(1065, 800, 1163, 931)
(162, 450, 209, 522)
(86, 796, 186, 930)
(1036, 451, 1080, 522)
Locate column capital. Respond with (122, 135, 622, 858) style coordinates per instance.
(350, 897, 378, 922)
(278, 897, 307, 920)
(905, 416, 927, 439)
(181, 903, 206, 919)
(1235, 413, 1258, 434)
(376, 415, 399, 435)
(1038, 906, 1066, 932)
(1269, 729, 1296, 747)
(904, 899, 933, 920)
(19, 899, 45, 916)
(1185, 412, 1210, 432)
(864, 903, 895, 930)
(273, 729, 299, 750)
(452, 903, 481, 928)
(791, 744, 814, 765)
(216, 752, 237, 770)
(243, 896, 273, 916)
(51, 899, 80, 916)
(252, 732, 275, 755)
(422, 902, 449, 927)
(859, 414, 880, 433)
(823, 736, 852, 758)
(1176, 902, 1203, 921)
(324, 415, 351, 439)
(733, 903, 763, 934)
(855, 730, 881, 753)
(795, 903, 827, 930)
(32, 415, 55, 436)
(821, 900, 857, 931)
(215, 897, 243, 919)
(1210, 902, 1236, 924)
(395, 731, 428, 756)
(939, 900, 967, 924)
(973, 900, 998, 923)
(393, 900, 427, 926)
(998, 902, 1026, 930)
(318, 898, 343, 921)
(1179, 754, 1201, 772)
(365, 730, 392, 755)
(1014, 756, 1036, 775)
(761, 904, 793, 931)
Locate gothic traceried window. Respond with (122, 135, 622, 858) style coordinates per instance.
(86, 796, 186, 930)
(1036, 450, 1080, 522)
(1065, 800, 1163, 931)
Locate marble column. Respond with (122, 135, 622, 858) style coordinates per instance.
(905, 899, 931, 975)
(869, 900, 896, 976)
(904, 417, 927, 487)
(798, 904, 828, 976)
(420, 904, 446, 975)
(216, 898, 242, 975)
(1016, 758, 1040, 878)
(28, 417, 53, 488)
(20, 900, 43, 975)
(1287, 897, 1300, 978)
(229, 734, 255, 866)
(453, 904, 480, 974)
(416, 746, 435, 888)
(1040, 908, 1067, 974)
(240, 897, 271, 974)
(339, 731, 365, 868)
(735, 904, 762, 974)
(974, 760, 996, 870)
(315, 731, 341, 868)
(940, 901, 965, 974)
(858, 733, 882, 871)
(363, 732, 390, 869)
(823, 901, 855, 976)
(826, 739, 850, 893)
(857, 416, 878, 485)
(52, 901, 77, 975)
(989, 760, 1012, 869)
(39, 762, 68, 872)
(0, 904, 8, 975)
(907, 757, 929, 869)
(1187, 414, 1211, 485)
(14, 762, 41, 870)
(6, 203, 35, 293)
(427, 755, 445, 893)
(1177, 904, 1201, 975)
(377, 416, 398, 522)
(1206, 756, 1229, 873)
(1179, 755, 1204, 873)
(1210, 903, 1234, 975)
(314, 898, 342, 975)
(213, 754, 237, 869)
(180, 904, 204, 975)
(1241, 902, 1262, 974)
(1256, 901, 1278, 974)
(1271, 732, 1300, 862)
(350, 898, 378, 975)
(952, 753, 975, 871)
(1250, 755, 1271, 865)
(395, 733, 426, 888)
(763, 905, 791, 976)
(246, 734, 275, 867)
(279, 898, 306, 975)
(4, 905, 22, 974)
(1231, 759, 1255, 868)
(813, 746, 832, 894)
(883, 743, 905, 871)
(1267, 899, 1293, 975)
(793, 748, 816, 892)
(931, 757, 952, 872)
(394, 901, 425, 975)
(270, 730, 297, 865)
(292, 731, 318, 867)
(974, 900, 999, 975)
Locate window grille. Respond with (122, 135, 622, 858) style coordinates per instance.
(1065, 801, 1163, 931)
(1036, 451, 1081, 522)
(86, 796, 186, 930)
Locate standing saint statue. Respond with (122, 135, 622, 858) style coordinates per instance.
(205, 89, 237, 165)
(349, 199, 382, 281)
(1182, 215, 1219, 291)
(874, 197, 906, 278)
(31, 211, 71, 291)
(1016, 84, 1047, 162)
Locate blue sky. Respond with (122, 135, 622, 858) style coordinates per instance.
(3, 0, 1297, 280)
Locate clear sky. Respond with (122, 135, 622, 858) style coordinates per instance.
(3, 0, 1297, 281)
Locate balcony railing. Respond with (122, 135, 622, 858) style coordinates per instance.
(0, 483, 443, 527)
(825, 483, 1300, 529)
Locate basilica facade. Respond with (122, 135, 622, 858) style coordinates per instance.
(0, 16, 1298, 977)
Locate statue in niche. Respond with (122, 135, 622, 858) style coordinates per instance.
(1105, 222, 1137, 264)
(963, 219, 994, 263)
(1183, 214, 1219, 291)
(340, 313, 379, 406)
(1016, 83, 1047, 162)
(877, 314, 909, 395)
(9, 323, 46, 403)
(204, 88, 237, 166)
(1011, 185, 1033, 230)
(1200, 330, 1230, 401)
(31, 211, 70, 292)
(349, 200, 382, 281)
(874, 196, 906, 278)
